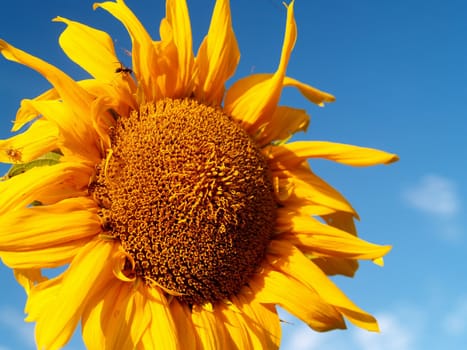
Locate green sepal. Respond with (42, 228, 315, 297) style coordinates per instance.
(3, 151, 62, 179)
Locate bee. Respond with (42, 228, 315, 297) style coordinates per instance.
(115, 62, 133, 75)
(5, 148, 22, 163)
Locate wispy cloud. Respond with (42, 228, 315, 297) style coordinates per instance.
(0, 306, 35, 349)
(442, 295, 467, 336)
(402, 174, 463, 240)
(352, 312, 417, 350)
(402, 174, 461, 217)
(281, 322, 352, 350)
(284, 322, 325, 350)
(279, 307, 422, 350)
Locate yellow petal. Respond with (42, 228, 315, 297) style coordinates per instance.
(26, 239, 117, 350)
(321, 211, 357, 236)
(256, 106, 310, 146)
(0, 118, 58, 164)
(191, 303, 228, 350)
(218, 302, 254, 349)
(268, 141, 399, 169)
(81, 78, 137, 113)
(195, 0, 239, 105)
(19, 98, 101, 162)
(268, 239, 380, 331)
(82, 281, 136, 350)
(170, 298, 197, 350)
(139, 287, 180, 349)
(319, 212, 388, 268)
(13, 89, 59, 131)
(225, 73, 333, 135)
(276, 212, 391, 261)
(313, 257, 359, 277)
(224, 1, 296, 133)
(13, 268, 47, 295)
(163, 0, 194, 96)
(13, 78, 135, 133)
(249, 265, 345, 332)
(233, 291, 282, 349)
(0, 161, 92, 212)
(129, 283, 153, 347)
(314, 211, 362, 276)
(53, 16, 119, 81)
(25, 274, 63, 322)
(23, 80, 136, 149)
(1, 237, 93, 269)
(94, 0, 159, 101)
(0, 40, 101, 162)
(271, 163, 357, 216)
(156, 8, 195, 99)
(278, 197, 337, 217)
(0, 197, 99, 251)
(283, 76, 335, 106)
(372, 257, 385, 266)
(81, 283, 115, 350)
(152, 37, 179, 98)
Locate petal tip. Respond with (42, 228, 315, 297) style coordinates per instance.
(386, 154, 400, 164)
(0, 39, 8, 51)
(322, 93, 336, 105)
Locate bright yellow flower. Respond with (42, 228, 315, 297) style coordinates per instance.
(0, 1, 398, 349)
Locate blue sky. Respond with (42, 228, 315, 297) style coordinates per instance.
(0, 0, 466, 349)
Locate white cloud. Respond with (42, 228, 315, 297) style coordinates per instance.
(442, 296, 467, 336)
(402, 174, 464, 240)
(352, 313, 416, 350)
(286, 323, 324, 350)
(279, 307, 423, 350)
(282, 323, 352, 350)
(402, 174, 461, 217)
(0, 306, 35, 349)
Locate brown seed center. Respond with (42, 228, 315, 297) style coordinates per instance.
(90, 98, 277, 305)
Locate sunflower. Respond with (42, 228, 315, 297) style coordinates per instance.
(0, 0, 398, 349)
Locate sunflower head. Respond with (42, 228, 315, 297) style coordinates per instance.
(90, 98, 277, 305)
(0, 1, 397, 349)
